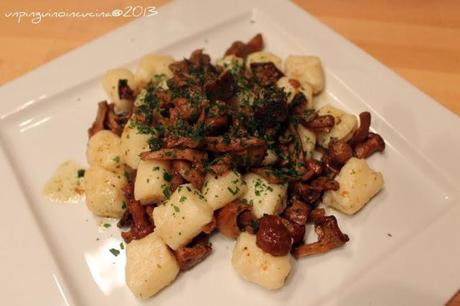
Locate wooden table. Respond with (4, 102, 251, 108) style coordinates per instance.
(0, 0, 458, 304)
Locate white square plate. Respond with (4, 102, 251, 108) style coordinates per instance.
(0, 0, 459, 305)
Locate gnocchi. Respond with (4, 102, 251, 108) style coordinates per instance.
(86, 130, 123, 172)
(262, 149, 279, 166)
(153, 184, 213, 250)
(241, 174, 287, 218)
(216, 55, 244, 71)
(84, 165, 127, 218)
(102, 68, 135, 113)
(126, 232, 179, 299)
(232, 232, 291, 290)
(276, 76, 314, 108)
(246, 51, 283, 71)
(202, 170, 247, 210)
(134, 54, 175, 89)
(299, 82, 314, 109)
(276, 76, 297, 104)
(323, 157, 384, 215)
(120, 119, 152, 169)
(317, 104, 358, 148)
(134, 88, 147, 107)
(285, 55, 325, 95)
(297, 125, 316, 158)
(134, 159, 171, 205)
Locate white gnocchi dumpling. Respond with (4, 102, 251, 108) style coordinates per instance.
(202, 170, 247, 210)
(299, 83, 314, 109)
(126, 232, 179, 299)
(276, 76, 314, 108)
(120, 119, 152, 169)
(153, 184, 213, 250)
(323, 158, 384, 215)
(134, 88, 147, 107)
(297, 125, 316, 158)
(317, 104, 357, 148)
(241, 174, 287, 218)
(262, 149, 279, 166)
(276, 77, 297, 104)
(84, 165, 127, 218)
(246, 51, 283, 71)
(134, 54, 175, 89)
(135, 160, 171, 205)
(86, 130, 123, 172)
(285, 55, 325, 95)
(102, 68, 135, 113)
(216, 55, 244, 71)
(231, 232, 291, 290)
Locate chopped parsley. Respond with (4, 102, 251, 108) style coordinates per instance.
(103, 223, 111, 228)
(179, 196, 187, 203)
(130, 120, 156, 134)
(223, 133, 231, 144)
(154, 73, 167, 85)
(109, 248, 120, 256)
(148, 137, 162, 151)
(251, 220, 259, 231)
(194, 190, 206, 200)
(77, 169, 85, 178)
(112, 156, 120, 163)
(165, 150, 177, 158)
(163, 171, 172, 182)
(162, 184, 172, 199)
(135, 86, 160, 125)
(167, 119, 205, 141)
(227, 186, 240, 195)
(120, 242, 124, 250)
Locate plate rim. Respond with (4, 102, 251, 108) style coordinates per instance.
(0, 0, 459, 305)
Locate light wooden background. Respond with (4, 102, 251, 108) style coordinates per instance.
(0, 0, 458, 304)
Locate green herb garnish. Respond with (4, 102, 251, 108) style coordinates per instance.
(227, 186, 240, 195)
(163, 171, 172, 182)
(148, 137, 162, 151)
(109, 248, 120, 256)
(77, 169, 85, 178)
(162, 184, 172, 199)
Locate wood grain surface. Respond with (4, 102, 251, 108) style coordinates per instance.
(0, 0, 458, 304)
